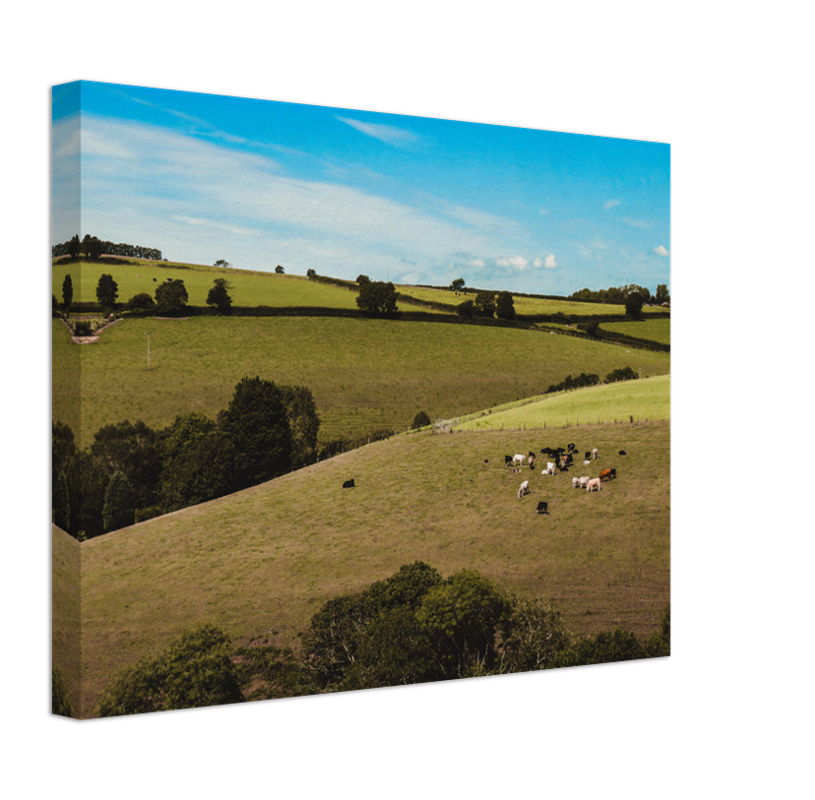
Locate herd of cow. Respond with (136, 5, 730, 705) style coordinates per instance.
(503, 442, 625, 515)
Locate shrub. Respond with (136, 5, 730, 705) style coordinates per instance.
(154, 280, 188, 316)
(604, 366, 638, 383)
(127, 292, 155, 311)
(495, 291, 515, 320)
(72, 320, 93, 337)
(411, 411, 432, 429)
(97, 624, 244, 716)
(456, 299, 475, 319)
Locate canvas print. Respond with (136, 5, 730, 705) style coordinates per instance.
(51, 81, 670, 719)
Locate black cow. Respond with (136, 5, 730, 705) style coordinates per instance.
(619, 450, 627, 456)
(504, 455, 513, 466)
(585, 451, 591, 460)
(536, 501, 549, 515)
(342, 479, 355, 488)
(567, 443, 576, 453)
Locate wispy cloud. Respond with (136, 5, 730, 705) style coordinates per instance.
(336, 116, 418, 149)
(653, 245, 670, 256)
(497, 256, 529, 270)
(604, 199, 621, 210)
(623, 217, 654, 229)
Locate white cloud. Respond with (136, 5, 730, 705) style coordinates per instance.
(544, 254, 558, 269)
(533, 257, 543, 268)
(604, 199, 621, 210)
(653, 245, 670, 256)
(469, 259, 484, 268)
(623, 217, 654, 229)
(497, 256, 529, 270)
(336, 116, 418, 148)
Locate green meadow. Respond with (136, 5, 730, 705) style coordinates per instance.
(53, 258, 671, 717)
(77, 418, 669, 717)
(53, 316, 670, 448)
(52, 260, 362, 309)
(456, 375, 670, 431)
(600, 318, 671, 345)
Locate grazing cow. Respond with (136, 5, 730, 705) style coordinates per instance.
(579, 476, 591, 489)
(536, 501, 549, 515)
(572, 477, 580, 489)
(505, 455, 513, 466)
(566, 453, 574, 466)
(518, 480, 529, 498)
(567, 443, 576, 454)
(513, 453, 526, 467)
(592, 448, 599, 460)
(586, 478, 602, 492)
(599, 468, 617, 481)
(342, 479, 355, 488)
(619, 450, 627, 456)
(542, 462, 556, 475)
(585, 451, 591, 460)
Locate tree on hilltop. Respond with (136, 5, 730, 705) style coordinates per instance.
(625, 291, 644, 319)
(275, 265, 285, 274)
(214, 259, 231, 268)
(206, 277, 232, 314)
(473, 291, 496, 318)
(451, 278, 465, 293)
(155, 280, 188, 316)
(356, 281, 399, 318)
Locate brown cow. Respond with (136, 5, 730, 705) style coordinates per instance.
(599, 468, 617, 481)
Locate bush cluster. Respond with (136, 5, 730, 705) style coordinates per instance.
(546, 372, 601, 393)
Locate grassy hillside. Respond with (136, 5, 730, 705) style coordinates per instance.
(600, 318, 671, 346)
(52, 260, 362, 309)
(455, 375, 670, 431)
(79, 418, 669, 716)
(52, 317, 670, 448)
(52, 526, 81, 717)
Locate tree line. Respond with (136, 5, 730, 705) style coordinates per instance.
(51, 376, 320, 540)
(93, 561, 670, 716)
(570, 283, 670, 307)
(52, 234, 162, 261)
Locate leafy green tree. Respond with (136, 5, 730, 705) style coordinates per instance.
(220, 376, 292, 487)
(654, 284, 670, 305)
(275, 265, 285, 274)
(66, 234, 80, 260)
(625, 291, 644, 319)
(52, 294, 59, 313)
(365, 561, 443, 616)
(451, 278, 465, 293)
(473, 291, 496, 318)
(90, 419, 164, 513)
(356, 274, 371, 285)
(62, 274, 73, 310)
(53, 471, 71, 532)
(307, 269, 316, 279)
(644, 605, 670, 657)
(154, 280, 188, 316)
(127, 292, 155, 311)
(411, 411, 431, 429)
(206, 277, 233, 314)
(495, 291, 515, 320)
(498, 596, 569, 672)
(214, 259, 231, 268)
(416, 569, 512, 678)
(52, 665, 74, 717)
(77, 451, 108, 539)
(97, 624, 244, 716)
(551, 628, 647, 669)
(456, 299, 475, 319)
(164, 433, 237, 510)
(102, 470, 135, 532)
(83, 234, 104, 260)
(356, 281, 399, 318)
(280, 385, 321, 468)
(96, 273, 119, 308)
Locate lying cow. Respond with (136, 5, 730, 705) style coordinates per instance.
(619, 450, 627, 456)
(541, 462, 556, 475)
(518, 480, 530, 498)
(342, 479, 355, 488)
(599, 468, 617, 481)
(536, 501, 549, 515)
(586, 478, 602, 492)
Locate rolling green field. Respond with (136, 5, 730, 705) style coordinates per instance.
(600, 318, 671, 345)
(53, 317, 671, 448)
(52, 261, 362, 309)
(52, 527, 81, 715)
(78, 418, 669, 717)
(456, 375, 670, 431)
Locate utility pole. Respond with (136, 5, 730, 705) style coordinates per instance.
(146, 332, 153, 371)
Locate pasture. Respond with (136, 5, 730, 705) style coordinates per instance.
(78, 418, 669, 717)
(51, 261, 362, 310)
(455, 375, 670, 431)
(52, 317, 671, 448)
(52, 527, 80, 715)
(600, 318, 671, 346)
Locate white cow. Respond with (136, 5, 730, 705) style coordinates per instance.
(572, 477, 580, 489)
(586, 477, 602, 492)
(513, 453, 526, 466)
(592, 448, 599, 460)
(579, 476, 591, 488)
(541, 461, 556, 475)
(583, 460, 591, 466)
(518, 480, 529, 498)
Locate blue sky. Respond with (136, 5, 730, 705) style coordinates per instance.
(52, 81, 670, 296)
